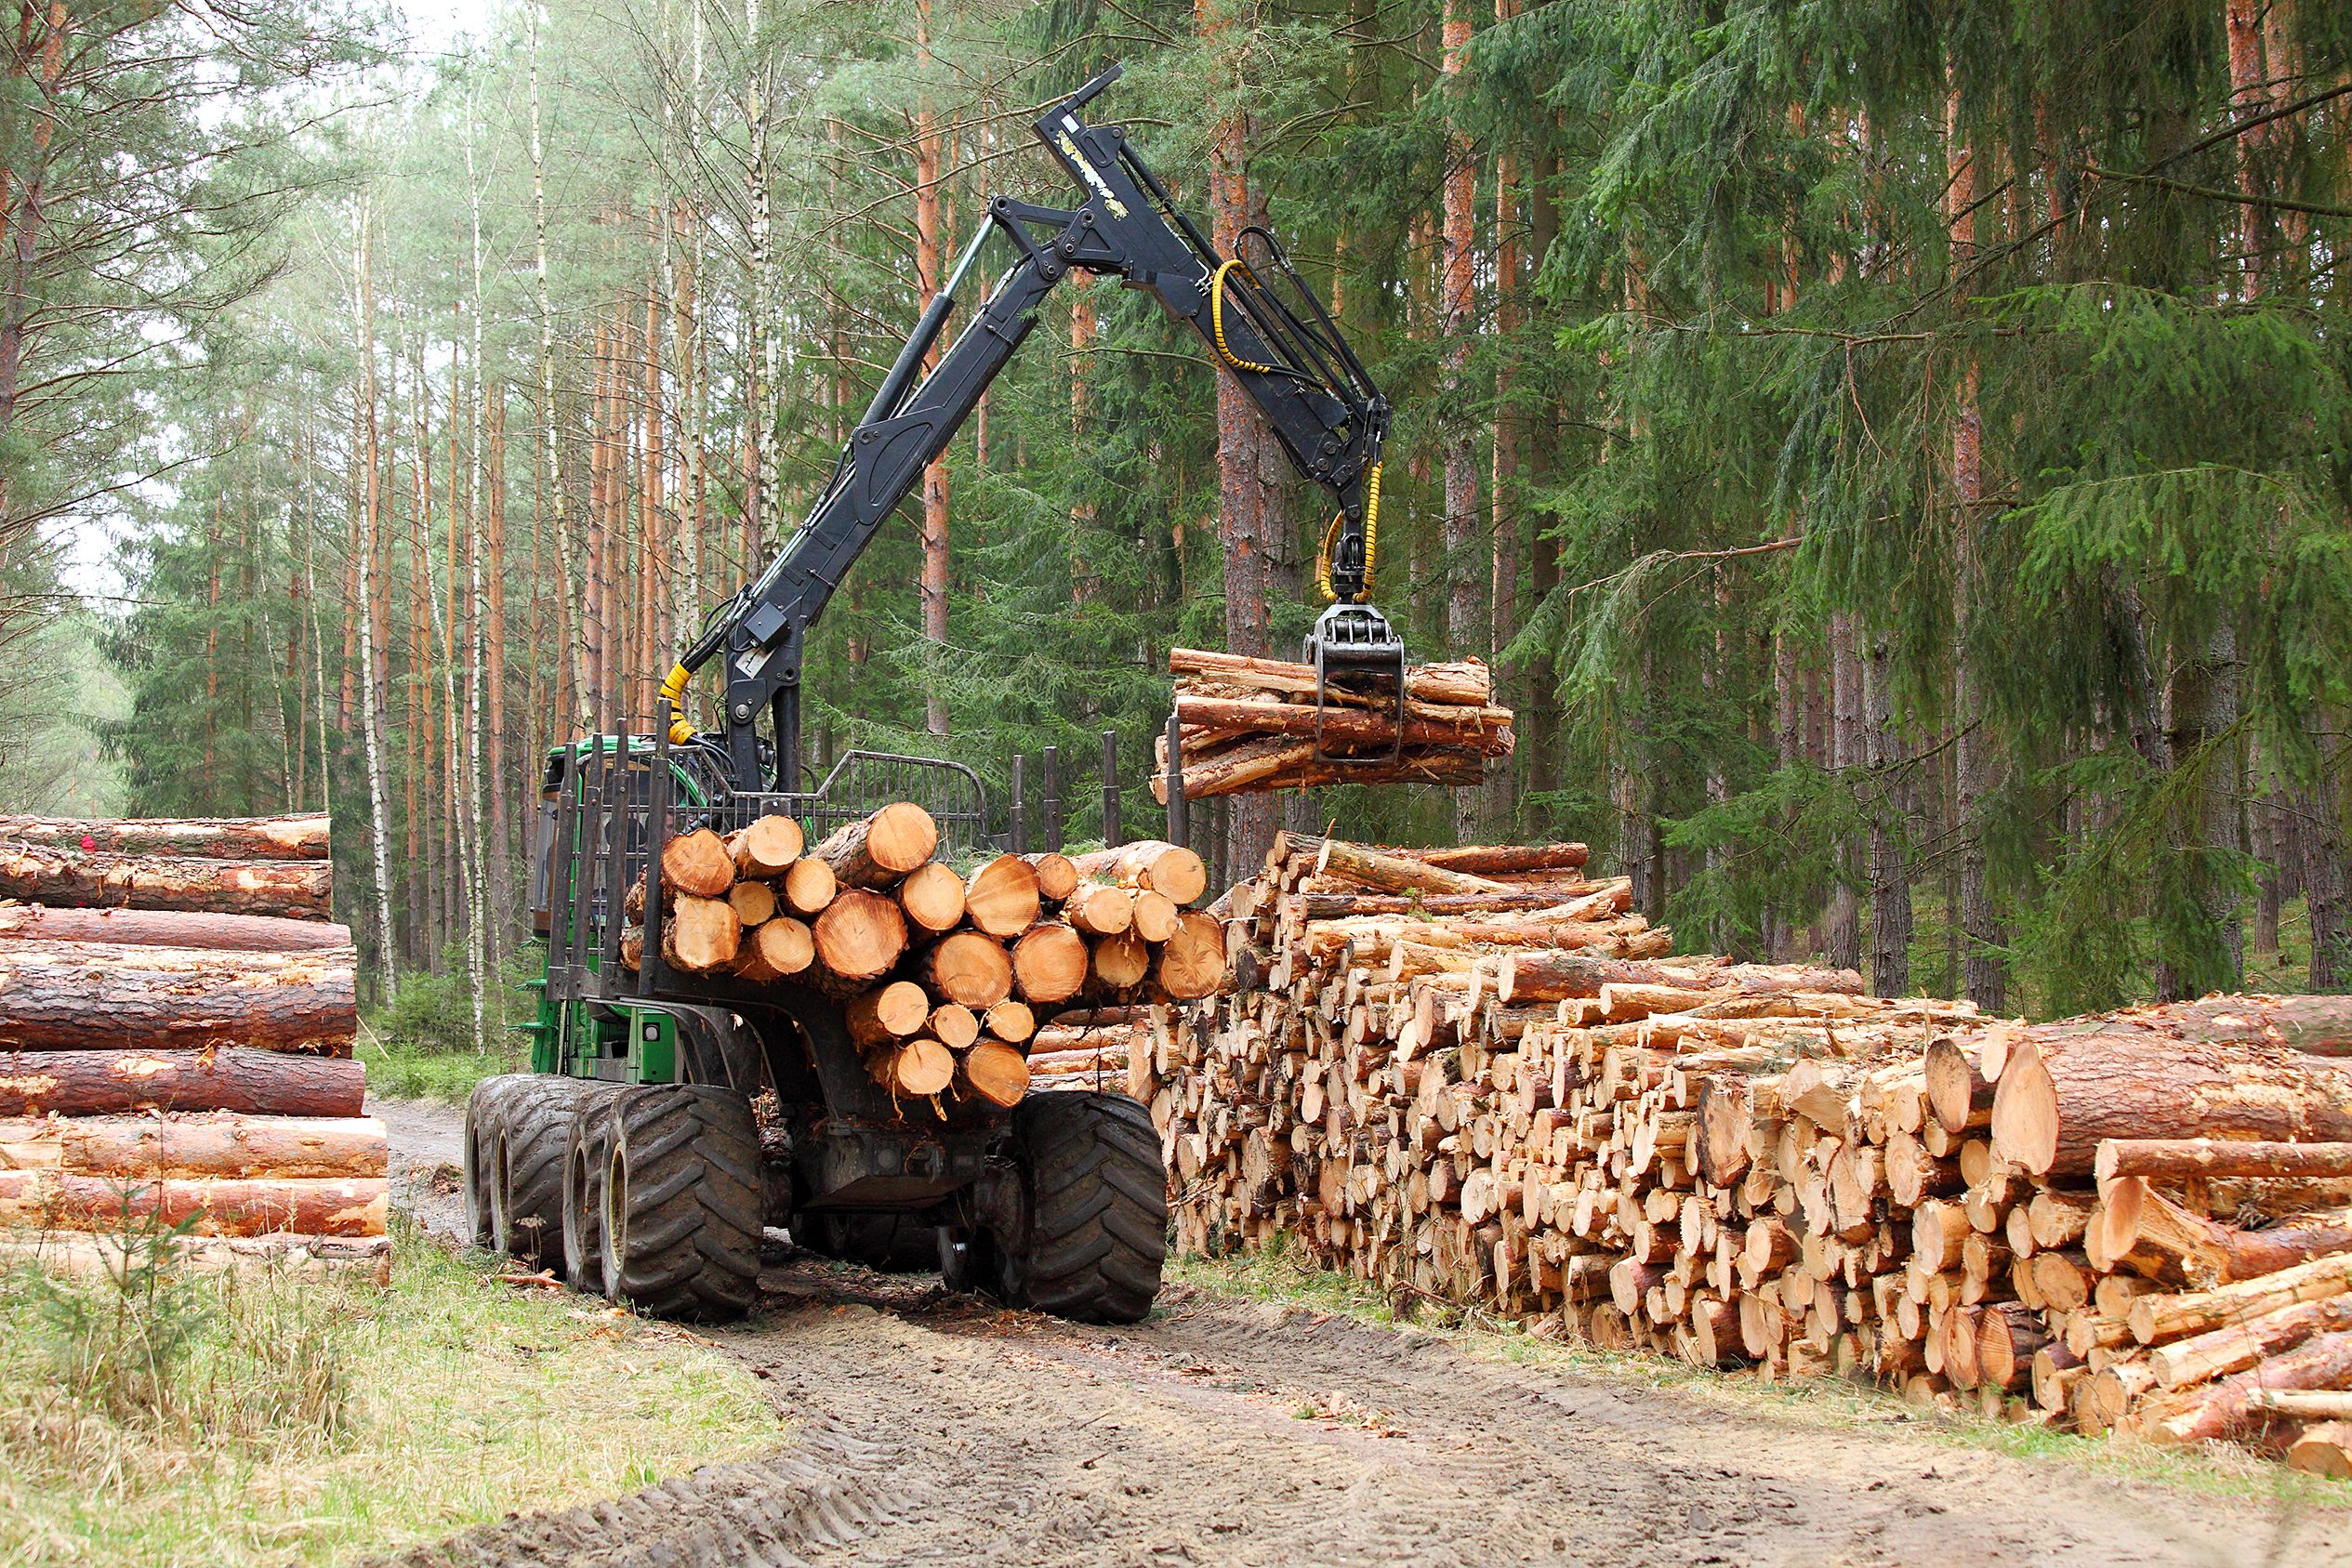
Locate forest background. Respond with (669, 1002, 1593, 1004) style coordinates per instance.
(1, 0, 2346, 1046)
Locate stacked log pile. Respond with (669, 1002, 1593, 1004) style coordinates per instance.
(0, 814, 387, 1280)
(628, 804, 1225, 1110)
(1150, 830, 2352, 1469)
(1158, 649, 1513, 797)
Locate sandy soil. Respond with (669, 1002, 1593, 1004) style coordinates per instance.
(368, 1097, 2352, 1568)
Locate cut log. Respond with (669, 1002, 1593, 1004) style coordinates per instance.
(896, 862, 969, 934)
(0, 940, 354, 1054)
(2095, 1138, 2352, 1183)
(1064, 882, 1134, 936)
(0, 1048, 365, 1118)
(960, 1038, 1031, 1109)
(963, 854, 1042, 938)
(1130, 889, 1180, 943)
(1174, 693, 1514, 752)
(1992, 1034, 2352, 1177)
(782, 857, 838, 916)
(2148, 1292, 2352, 1389)
(846, 981, 932, 1046)
(1026, 852, 1079, 903)
(1923, 1035, 1996, 1133)
(1069, 841, 1209, 906)
(0, 1169, 386, 1237)
(1975, 1302, 2048, 1391)
(0, 812, 331, 860)
(726, 814, 805, 877)
(930, 1003, 980, 1052)
(2096, 1177, 2352, 1287)
(2130, 1254, 2352, 1344)
(2116, 995, 2352, 1056)
(0, 846, 333, 920)
(814, 802, 937, 888)
(811, 889, 907, 984)
(0, 1113, 387, 1179)
(1403, 843, 1588, 875)
(2146, 1331, 2352, 1444)
(1011, 922, 1090, 1006)
(866, 1037, 955, 1098)
(982, 999, 1036, 1045)
(1170, 646, 1492, 705)
(922, 930, 1014, 1008)
(2287, 1421, 2352, 1478)
(0, 905, 353, 953)
(660, 829, 736, 899)
(0, 1231, 389, 1283)
(727, 879, 778, 927)
(733, 916, 814, 982)
(1155, 734, 1487, 799)
(1277, 833, 1510, 896)
(1090, 931, 1150, 992)
(1151, 910, 1227, 1002)
(2251, 1390, 2352, 1420)
(659, 895, 741, 973)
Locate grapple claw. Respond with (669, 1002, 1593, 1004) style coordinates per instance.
(1302, 602, 1407, 765)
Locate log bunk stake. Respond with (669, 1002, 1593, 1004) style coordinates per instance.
(1149, 828, 2352, 1466)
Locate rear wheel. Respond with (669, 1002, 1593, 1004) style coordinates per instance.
(463, 1075, 535, 1248)
(601, 1084, 761, 1321)
(493, 1079, 601, 1268)
(997, 1092, 1165, 1324)
(561, 1085, 628, 1293)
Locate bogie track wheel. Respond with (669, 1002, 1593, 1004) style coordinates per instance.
(998, 1092, 1165, 1324)
(493, 1078, 601, 1269)
(601, 1084, 762, 1322)
(463, 1075, 535, 1249)
(561, 1085, 628, 1294)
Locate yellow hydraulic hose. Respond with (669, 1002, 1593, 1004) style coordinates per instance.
(658, 662, 695, 744)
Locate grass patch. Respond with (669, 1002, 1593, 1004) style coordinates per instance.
(1170, 1241, 2352, 1508)
(0, 1213, 780, 1568)
(360, 1042, 522, 1103)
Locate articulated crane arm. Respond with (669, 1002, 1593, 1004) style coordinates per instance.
(661, 63, 1394, 793)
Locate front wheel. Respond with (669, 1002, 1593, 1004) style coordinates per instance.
(463, 1075, 535, 1249)
(996, 1092, 1165, 1324)
(601, 1084, 762, 1322)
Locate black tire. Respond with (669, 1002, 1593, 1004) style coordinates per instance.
(463, 1075, 535, 1249)
(561, 1085, 628, 1293)
(493, 1078, 601, 1268)
(601, 1084, 762, 1322)
(998, 1092, 1165, 1324)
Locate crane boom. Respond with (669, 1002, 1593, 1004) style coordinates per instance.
(664, 64, 1394, 791)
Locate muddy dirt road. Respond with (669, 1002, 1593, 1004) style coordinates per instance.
(375, 1098, 2352, 1568)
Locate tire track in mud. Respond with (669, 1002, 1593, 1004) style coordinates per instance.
(370, 1263, 2352, 1568)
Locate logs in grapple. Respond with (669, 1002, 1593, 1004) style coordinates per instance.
(1157, 649, 1513, 798)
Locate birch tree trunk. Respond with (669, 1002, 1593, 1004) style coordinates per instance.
(464, 86, 491, 1048)
(350, 206, 398, 1001)
(529, 3, 586, 737)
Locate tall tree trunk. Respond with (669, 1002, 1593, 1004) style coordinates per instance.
(1824, 611, 1862, 973)
(484, 386, 509, 944)
(915, 0, 948, 736)
(742, 0, 773, 572)
(527, 2, 586, 734)
(1863, 626, 1911, 994)
(0, 0, 62, 527)
(465, 95, 491, 1045)
(1487, 0, 1521, 839)
(1440, 0, 1480, 841)
(1523, 147, 1561, 822)
(350, 207, 398, 1001)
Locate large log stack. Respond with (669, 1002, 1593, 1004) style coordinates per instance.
(627, 805, 1225, 1112)
(0, 813, 387, 1280)
(1148, 831, 2352, 1471)
(1159, 649, 1513, 797)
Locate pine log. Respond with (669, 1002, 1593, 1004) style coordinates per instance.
(2095, 1138, 2352, 1183)
(782, 857, 838, 916)
(0, 1048, 364, 1118)
(2130, 1254, 2352, 1344)
(2145, 1331, 2352, 1444)
(0, 1113, 387, 1179)
(2252, 1390, 2352, 1419)
(660, 895, 741, 973)
(726, 879, 778, 927)
(1923, 1035, 1997, 1133)
(1278, 834, 1510, 896)
(1130, 889, 1180, 943)
(1070, 841, 1209, 906)
(1153, 735, 1486, 798)
(0, 846, 333, 920)
(1090, 930, 1151, 992)
(929, 1003, 980, 1052)
(1064, 882, 1134, 936)
(2096, 1176, 2352, 1287)
(0, 1169, 385, 1236)
(0, 1231, 389, 1284)
(1026, 852, 1079, 903)
(1391, 843, 1589, 875)
(1169, 648, 1493, 705)
(2111, 995, 2352, 1056)
(814, 802, 937, 888)
(922, 930, 1014, 1008)
(0, 813, 331, 860)
(1992, 1035, 2352, 1176)
(1174, 694, 1513, 752)
(1011, 922, 1089, 1005)
(897, 862, 969, 934)
(866, 1037, 954, 1098)
(0, 905, 353, 953)
(2287, 1421, 2352, 1478)
(0, 940, 354, 1054)
(2148, 1292, 2352, 1389)
(727, 814, 806, 876)
(963, 854, 1042, 938)
(960, 1039, 1031, 1109)
(811, 889, 907, 985)
(1151, 910, 1227, 1002)
(846, 981, 932, 1047)
(733, 916, 814, 982)
(1975, 1301, 2048, 1390)
(661, 829, 736, 899)
(1290, 886, 1628, 920)
(982, 999, 1036, 1045)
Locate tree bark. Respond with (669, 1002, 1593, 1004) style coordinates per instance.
(0, 940, 355, 1054)
(0, 845, 333, 920)
(0, 1048, 366, 1118)
(0, 814, 330, 860)
(1992, 1034, 2352, 1176)
(0, 1113, 387, 1180)
(0, 906, 351, 953)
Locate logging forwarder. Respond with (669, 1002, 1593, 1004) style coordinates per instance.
(487, 65, 1394, 1327)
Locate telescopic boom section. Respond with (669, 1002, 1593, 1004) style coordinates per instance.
(662, 63, 1392, 792)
